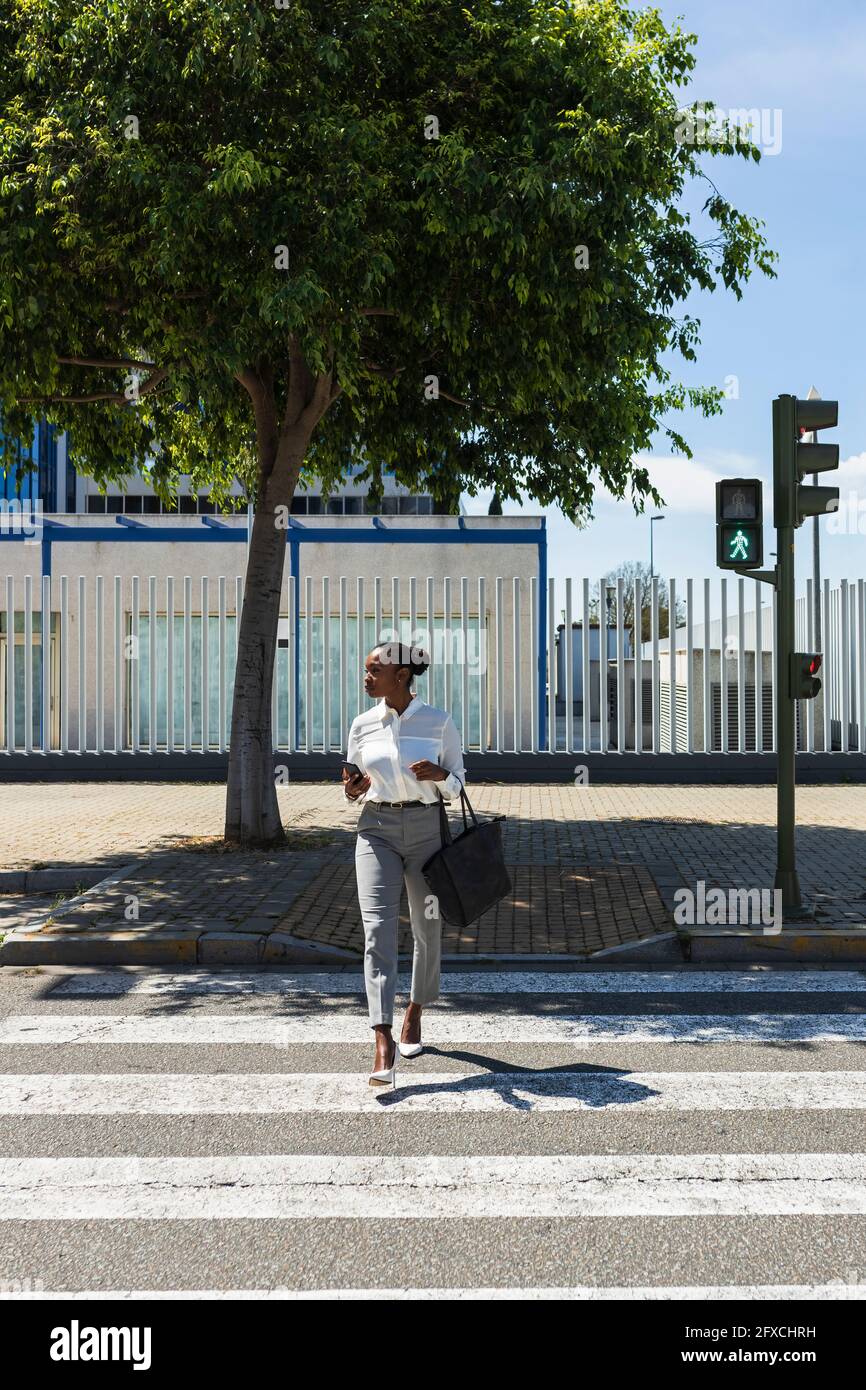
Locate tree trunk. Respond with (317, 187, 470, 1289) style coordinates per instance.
(224, 354, 337, 845)
(224, 492, 292, 844)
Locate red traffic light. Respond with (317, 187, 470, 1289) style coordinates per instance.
(790, 651, 823, 700)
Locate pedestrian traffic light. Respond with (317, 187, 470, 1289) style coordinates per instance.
(716, 478, 763, 569)
(773, 396, 840, 529)
(790, 651, 822, 700)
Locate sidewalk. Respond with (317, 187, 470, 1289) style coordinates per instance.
(1, 783, 865, 964)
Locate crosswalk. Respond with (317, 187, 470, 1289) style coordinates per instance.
(1, 966, 866, 1299)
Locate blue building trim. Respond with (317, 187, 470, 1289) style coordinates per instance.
(1, 513, 548, 751)
(537, 522, 547, 750)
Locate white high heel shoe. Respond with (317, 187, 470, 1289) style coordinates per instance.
(369, 1038, 398, 1089)
(399, 1008, 424, 1058)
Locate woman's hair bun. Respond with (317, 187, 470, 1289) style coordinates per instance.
(377, 640, 430, 679)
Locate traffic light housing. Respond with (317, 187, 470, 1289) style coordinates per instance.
(773, 396, 840, 529)
(716, 478, 763, 569)
(789, 651, 822, 700)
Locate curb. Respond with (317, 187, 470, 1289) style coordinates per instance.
(3, 941, 863, 970)
(0, 930, 686, 968)
(0, 927, 361, 967)
(0, 867, 117, 893)
(683, 926, 866, 963)
(587, 932, 683, 963)
(0, 860, 147, 963)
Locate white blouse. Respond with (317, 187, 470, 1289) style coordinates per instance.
(345, 696, 466, 804)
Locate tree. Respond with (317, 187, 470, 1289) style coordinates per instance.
(0, 0, 775, 844)
(597, 561, 685, 645)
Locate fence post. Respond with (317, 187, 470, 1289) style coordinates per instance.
(564, 577, 573, 754)
(686, 578, 694, 754)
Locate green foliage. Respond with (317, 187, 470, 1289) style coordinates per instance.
(0, 0, 775, 516)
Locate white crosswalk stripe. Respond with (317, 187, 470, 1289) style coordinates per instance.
(5, 1011, 866, 1044)
(3, 1152, 866, 1219)
(3, 966, 866, 1298)
(2, 1070, 865, 1114)
(5, 1284, 866, 1301)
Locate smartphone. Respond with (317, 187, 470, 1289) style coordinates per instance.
(341, 761, 363, 781)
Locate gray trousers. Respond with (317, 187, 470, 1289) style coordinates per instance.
(354, 801, 444, 1028)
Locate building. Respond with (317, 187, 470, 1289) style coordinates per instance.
(1, 424, 546, 758)
(0, 418, 76, 513)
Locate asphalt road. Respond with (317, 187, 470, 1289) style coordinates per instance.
(1, 962, 865, 1299)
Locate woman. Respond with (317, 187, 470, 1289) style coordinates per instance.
(342, 640, 466, 1088)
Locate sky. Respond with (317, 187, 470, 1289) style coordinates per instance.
(462, 0, 866, 593)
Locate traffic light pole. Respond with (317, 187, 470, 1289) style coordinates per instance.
(771, 395, 801, 912)
(774, 522, 802, 910)
(726, 393, 839, 921)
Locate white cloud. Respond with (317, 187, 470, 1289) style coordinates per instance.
(837, 452, 866, 484)
(460, 448, 866, 524)
(595, 450, 765, 515)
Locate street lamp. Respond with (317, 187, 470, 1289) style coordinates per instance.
(650, 514, 665, 578)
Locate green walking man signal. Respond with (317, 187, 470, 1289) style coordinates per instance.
(715, 478, 763, 568)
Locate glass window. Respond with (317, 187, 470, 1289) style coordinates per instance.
(306, 496, 323, 515)
(179, 495, 196, 514)
(296, 613, 485, 752)
(398, 496, 418, 515)
(326, 497, 343, 514)
(290, 496, 307, 514)
(417, 496, 433, 515)
(0, 611, 58, 750)
(143, 496, 161, 514)
(380, 496, 398, 514)
(86, 495, 106, 514)
(123, 495, 143, 514)
(198, 496, 215, 514)
(65, 457, 77, 513)
(344, 496, 363, 515)
(136, 614, 239, 750)
(106, 495, 123, 513)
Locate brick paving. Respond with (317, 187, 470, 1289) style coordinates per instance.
(279, 862, 669, 955)
(1, 781, 865, 959)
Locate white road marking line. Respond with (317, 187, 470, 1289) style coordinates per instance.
(4, 1285, 865, 1300)
(2, 1070, 865, 1113)
(4, 1012, 866, 1045)
(51, 969, 866, 997)
(2, 1153, 866, 1219)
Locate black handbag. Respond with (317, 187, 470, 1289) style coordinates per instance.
(421, 784, 512, 928)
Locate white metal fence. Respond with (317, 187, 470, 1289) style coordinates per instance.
(1, 571, 864, 756)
